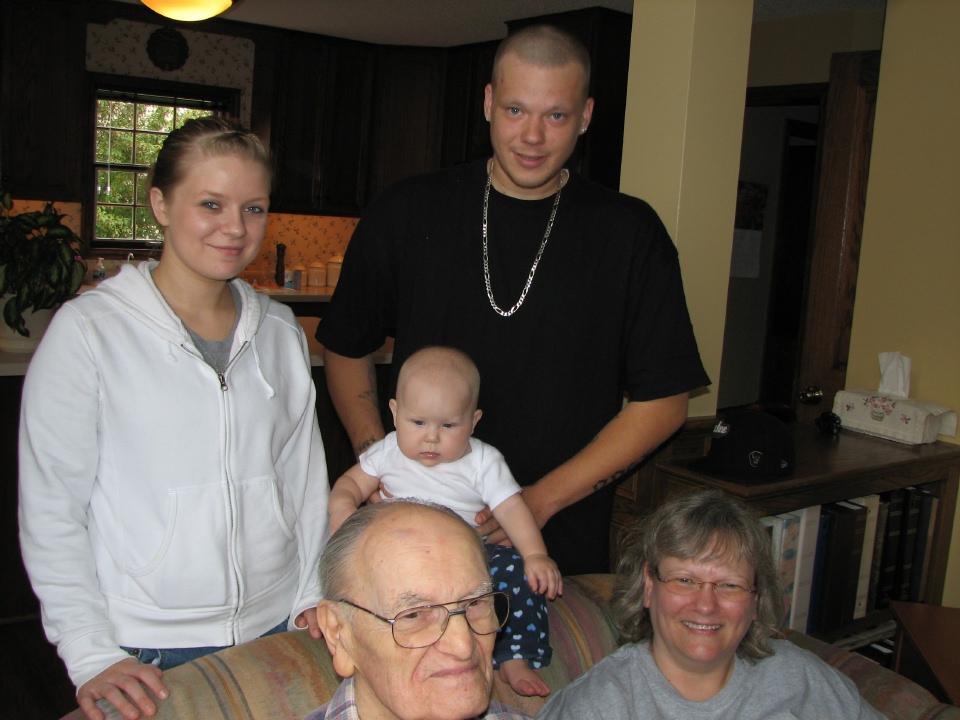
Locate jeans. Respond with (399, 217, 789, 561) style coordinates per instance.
(122, 618, 288, 670)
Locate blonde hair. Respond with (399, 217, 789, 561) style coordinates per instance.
(396, 346, 481, 408)
(147, 115, 273, 196)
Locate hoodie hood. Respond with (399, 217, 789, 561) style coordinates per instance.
(88, 261, 269, 352)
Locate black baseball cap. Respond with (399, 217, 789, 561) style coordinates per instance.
(688, 408, 795, 483)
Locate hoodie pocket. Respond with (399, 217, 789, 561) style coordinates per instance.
(121, 475, 297, 609)
(123, 484, 231, 609)
(235, 474, 298, 599)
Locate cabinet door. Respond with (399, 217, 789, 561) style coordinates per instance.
(366, 47, 447, 203)
(316, 42, 374, 216)
(0, 0, 86, 200)
(268, 38, 374, 216)
(441, 41, 497, 168)
(269, 40, 327, 214)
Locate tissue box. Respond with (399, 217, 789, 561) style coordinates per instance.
(833, 390, 957, 445)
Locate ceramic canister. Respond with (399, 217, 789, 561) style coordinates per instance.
(307, 262, 326, 287)
(327, 255, 344, 288)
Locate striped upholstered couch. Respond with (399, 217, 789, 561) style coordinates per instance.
(63, 574, 959, 719)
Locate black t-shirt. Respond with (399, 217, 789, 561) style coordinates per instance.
(319, 160, 710, 574)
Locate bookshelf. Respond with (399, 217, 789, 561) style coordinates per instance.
(645, 423, 960, 642)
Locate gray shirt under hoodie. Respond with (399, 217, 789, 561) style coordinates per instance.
(536, 639, 885, 720)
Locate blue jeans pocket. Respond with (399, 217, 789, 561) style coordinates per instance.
(122, 618, 288, 670)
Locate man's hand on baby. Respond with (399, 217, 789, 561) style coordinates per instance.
(523, 553, 562, 599)
(475, 506, 512, 546)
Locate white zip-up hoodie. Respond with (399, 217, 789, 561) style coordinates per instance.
(18, 261, 329, 688)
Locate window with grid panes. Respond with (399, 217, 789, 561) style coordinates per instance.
(91, 81, 238, 249)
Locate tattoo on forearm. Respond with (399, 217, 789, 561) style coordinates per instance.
(592, 463, 639, 494)
(355, 437, 377, 456)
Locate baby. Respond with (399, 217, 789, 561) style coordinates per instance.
(329, 345, 562, 697)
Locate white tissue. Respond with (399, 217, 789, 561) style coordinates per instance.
(878, 351, 910, 399)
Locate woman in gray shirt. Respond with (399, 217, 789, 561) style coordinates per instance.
(537, 490, 884, 719)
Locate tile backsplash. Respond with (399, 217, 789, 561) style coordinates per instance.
(254, 213, 358, 275)
(5, 198, 357, 282)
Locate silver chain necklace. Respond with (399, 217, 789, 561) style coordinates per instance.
(482, 159, 565, 317)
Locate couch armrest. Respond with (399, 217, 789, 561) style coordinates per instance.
(60, 625, 342, 720)
(783, 629, 960, 720)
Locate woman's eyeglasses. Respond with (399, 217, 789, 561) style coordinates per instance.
(654, 570, 756, 601)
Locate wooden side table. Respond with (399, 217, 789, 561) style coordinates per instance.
(890, 601, 960, 704)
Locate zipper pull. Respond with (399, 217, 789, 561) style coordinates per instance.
(218, 372, 228, 391)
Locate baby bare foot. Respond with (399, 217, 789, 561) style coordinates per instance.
(499, 659, 551, 697)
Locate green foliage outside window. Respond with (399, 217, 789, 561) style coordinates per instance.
(94, 97, 209, 246)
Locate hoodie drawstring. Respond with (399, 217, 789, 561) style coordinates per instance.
(250, 338, 276, 398)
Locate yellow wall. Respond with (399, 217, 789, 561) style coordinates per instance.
(748, 10, 885, 86)
(845, 0, 960, 606)
(622, 4, 881, 420)
(621, 0, 753, 419)
(624, 1, 960, 606)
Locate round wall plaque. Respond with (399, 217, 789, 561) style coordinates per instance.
(147, 27, 190, 72)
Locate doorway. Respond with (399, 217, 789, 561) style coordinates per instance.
(717, 51, 880, 423)
(716, 88, 824, 411)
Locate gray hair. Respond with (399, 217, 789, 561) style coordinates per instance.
(492, 24, 591, 100)
(611, 489, 783, 662)
(319, 498, 485, 603)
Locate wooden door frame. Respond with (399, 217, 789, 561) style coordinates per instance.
(795, 51, 880, 425)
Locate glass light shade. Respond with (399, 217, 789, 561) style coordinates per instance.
(141, 0, 232, 22)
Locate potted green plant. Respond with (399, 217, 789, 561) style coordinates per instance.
(0, 189, 86, 348)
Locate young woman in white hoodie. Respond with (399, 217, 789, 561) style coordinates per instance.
(18, 117, 329, 720)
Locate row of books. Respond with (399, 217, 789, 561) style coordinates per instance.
(762, 486, 938, 635)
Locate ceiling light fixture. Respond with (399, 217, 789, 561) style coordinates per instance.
(141, 0, 232, 22)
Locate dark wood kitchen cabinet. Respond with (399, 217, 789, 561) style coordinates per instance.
(0, 375, 39, 621)
(0, 0, 87, 201)
(441, 41, 497, 168)
(266, 41, 450, 214)
(267, 37, 375, 216)
(365, 46, 447, 204)
(316, 42, 375, 215)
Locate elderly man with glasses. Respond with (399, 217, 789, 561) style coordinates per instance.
(306, 499, 532, 720)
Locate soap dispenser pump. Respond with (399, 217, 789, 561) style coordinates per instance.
(92, 258, 106, 283)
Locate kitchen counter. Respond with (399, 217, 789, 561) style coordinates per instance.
(250, 284, 337, 302)
(2, 281, 388, 375)
(252, 284, 336, 317)
(0, 315, 392, 376)
(0, 349, 31, 377)
(74, 282, 336, 300)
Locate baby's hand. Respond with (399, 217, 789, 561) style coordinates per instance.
(523, 553, 562, 600)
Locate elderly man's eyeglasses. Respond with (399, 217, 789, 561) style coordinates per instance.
(654, 570, 756, 601)
(338, 591, 510, 649)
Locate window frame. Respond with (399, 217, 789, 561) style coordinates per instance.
(84, 73, 241, 253)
